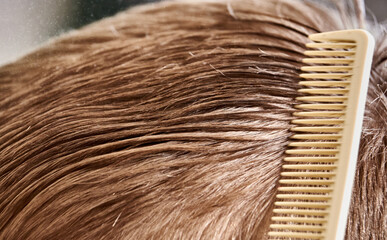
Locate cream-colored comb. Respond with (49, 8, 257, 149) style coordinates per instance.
(268, 29, 375, 239)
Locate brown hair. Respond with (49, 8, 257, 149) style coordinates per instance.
(0, 0, 386, 239)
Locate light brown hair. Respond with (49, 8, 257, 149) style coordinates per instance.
(0, 0, 386, 239)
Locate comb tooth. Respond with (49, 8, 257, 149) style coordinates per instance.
(283, 157, 338, 162)
(299, 81, 351, 87)
(291, 119, 344, 125)
(290, 126, 343, 133)
(308, 34, 357, 43)
(278, 187, 334, 193)
(280, 172, 335, 178)
(271, 216, 327, 223)
(274, 202, 330, 208)
(273, 209, 329, 216)
(305, 42, 356, 49)
(268, 232, 323, 239)
(270, 224, 325, 231)
(304, 50, 356, 56)
(295, 96, 348, 102)
(288, 141, 341, 147)
(300, 73, 351, 79)
(282, 164, 337, 170)
(298, 88, 349, 94)
(291, 134, 342, 140)
(293, 111, 345, 117)
(301, 65, 353, 72)
(295, 104, 346, 110)
(279, 179, 335, 185)
(302, 58, 354, 64)
(286, 149, 339, 155)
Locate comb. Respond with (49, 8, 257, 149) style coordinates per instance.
(268, 30, 375, 239)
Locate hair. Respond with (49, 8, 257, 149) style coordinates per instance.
(0, 0, 386, 239)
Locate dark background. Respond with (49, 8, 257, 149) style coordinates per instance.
(67, 0, 159, 29)
(0, 0, 385, 66)
(68, 0, 385, 29)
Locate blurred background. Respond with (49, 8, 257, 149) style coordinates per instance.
(0, 0, 386, 66)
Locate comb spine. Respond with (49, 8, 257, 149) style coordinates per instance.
(320, 30, 375, 240)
